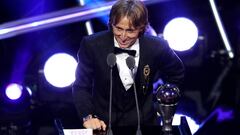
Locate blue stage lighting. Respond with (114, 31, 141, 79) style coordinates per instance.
(145, 25, 157, 36)
(26, 86, 33, 96)
(163, 17, 198, 51)
(173, 113, 200, 134)
(43, 53, 77, 88)
(5, 83, 23, 100)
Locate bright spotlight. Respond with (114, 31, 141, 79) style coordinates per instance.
(5, 83, 23, 100)
(163, 17, 198, 51)
(43, 53, 77, 88)
(172, 113, 200, 134)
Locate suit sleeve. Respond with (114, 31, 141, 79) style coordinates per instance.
(72, 37, 94, 122)
(158, 39, 185, 86)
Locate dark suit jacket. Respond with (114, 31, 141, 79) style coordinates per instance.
(72, 30, 184, 127)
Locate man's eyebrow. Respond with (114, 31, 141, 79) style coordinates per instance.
(115, 26, 123, 29)
(126, 28, 135, 31)
(116, 26, 135, 31)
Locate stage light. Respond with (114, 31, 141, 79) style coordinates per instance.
(209, 0, 234, 58)
(43, 53, 77, 88)
(5, 83, 23, 100)
(0, 0, 162, 40)
(172, 113, 200, 134)
(1, 83, 32, 134)
(163, 17, 198, 51)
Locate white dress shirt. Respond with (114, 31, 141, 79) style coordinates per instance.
(114, 37, 140, 91)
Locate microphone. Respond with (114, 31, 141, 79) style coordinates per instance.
(107, 53, 116, 68)
(126, 56, 135, 70)
(126, 56, 142, 135)
(106, 53, 116, 135)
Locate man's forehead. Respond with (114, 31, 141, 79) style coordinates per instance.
(115, 17, 135, 29)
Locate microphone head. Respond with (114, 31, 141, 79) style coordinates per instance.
(107, 53, 116, 68)
(126, 56, 135, 70)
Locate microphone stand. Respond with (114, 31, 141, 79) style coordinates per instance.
(106, 53, 116, 135)
(132, 76, 142, 135)
(126, 56, 142, 135)
(106, 67, 113, 135)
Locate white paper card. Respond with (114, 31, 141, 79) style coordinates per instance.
(63, 129, 93, 135)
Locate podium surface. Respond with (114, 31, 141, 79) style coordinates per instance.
(93, 116, 191, 135)
(58, 117, 192, 135)
(92, 125, 188, 135)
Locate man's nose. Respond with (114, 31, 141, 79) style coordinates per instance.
(120, 30, 127, 39)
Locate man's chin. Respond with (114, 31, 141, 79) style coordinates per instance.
(119, 43, 132, 48)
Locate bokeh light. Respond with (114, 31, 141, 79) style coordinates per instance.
(163, 17, 199, 51)
(43, 53, 77, 88)
(5, 83, 23, 100)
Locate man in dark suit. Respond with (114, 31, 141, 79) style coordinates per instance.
(72, 0, 184, 131)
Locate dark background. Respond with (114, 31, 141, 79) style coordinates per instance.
(0, 0, 240, 134)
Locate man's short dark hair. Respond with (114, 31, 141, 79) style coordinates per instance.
(109, 0, 149, 35)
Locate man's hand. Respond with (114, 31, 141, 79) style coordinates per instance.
(83, 117, 106, 131)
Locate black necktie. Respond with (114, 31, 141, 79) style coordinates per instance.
(114, 47, 136, 56)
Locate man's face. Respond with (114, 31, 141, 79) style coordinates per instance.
(112, 16, 142, 48)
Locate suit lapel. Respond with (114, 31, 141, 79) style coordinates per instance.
(136, 36, 151, 95)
